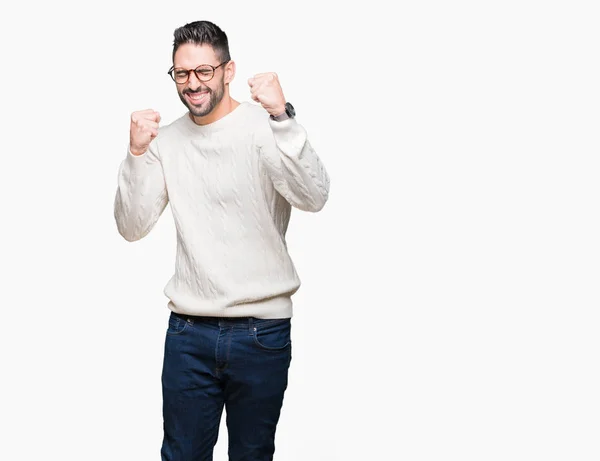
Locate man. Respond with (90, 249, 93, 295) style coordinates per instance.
(113, 20, 330, 461)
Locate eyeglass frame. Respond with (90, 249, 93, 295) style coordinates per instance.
(167, 61, 230, 84)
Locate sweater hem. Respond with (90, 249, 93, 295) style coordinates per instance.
(166, 295, 293, 319)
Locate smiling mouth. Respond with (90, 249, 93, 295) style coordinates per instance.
(185, 91, 209, 104)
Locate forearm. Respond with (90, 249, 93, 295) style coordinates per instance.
(263, 119, 330, 212)
(114, 145, 168, 241)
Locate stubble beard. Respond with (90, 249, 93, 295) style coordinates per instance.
(179, 77, 225, 118)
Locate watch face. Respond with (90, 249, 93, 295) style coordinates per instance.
(285, 102, 295, 117)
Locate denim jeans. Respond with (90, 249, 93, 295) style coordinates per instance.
(160, 312, 292, 461)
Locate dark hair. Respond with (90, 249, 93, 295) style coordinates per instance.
(172, 20, 231, 63)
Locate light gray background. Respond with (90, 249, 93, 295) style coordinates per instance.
(1, 1, 599, 460)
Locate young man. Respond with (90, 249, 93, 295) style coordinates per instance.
(113, 20, 330, 461)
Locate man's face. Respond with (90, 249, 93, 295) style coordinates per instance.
(172, 43, 227, 117)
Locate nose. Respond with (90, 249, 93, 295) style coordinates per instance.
(187, 70, 202, 90)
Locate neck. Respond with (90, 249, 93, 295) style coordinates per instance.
(191, 93, 240, 126)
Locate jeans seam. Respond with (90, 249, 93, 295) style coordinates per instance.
(251, 325, 291, 351)
(167, 317, 189, 335)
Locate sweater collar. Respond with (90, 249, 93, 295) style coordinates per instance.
(181, 101, 249, 135)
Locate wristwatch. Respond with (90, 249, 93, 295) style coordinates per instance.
(270, 102, 295, 121)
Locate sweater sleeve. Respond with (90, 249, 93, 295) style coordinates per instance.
(258, 118, 330, 212)
(113, 140, 169, 242)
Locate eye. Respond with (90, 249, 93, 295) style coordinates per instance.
(174, 70, 188, 79)
(197, 67, 213, 76)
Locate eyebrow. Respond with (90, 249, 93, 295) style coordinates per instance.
(173, 63, 219, 69)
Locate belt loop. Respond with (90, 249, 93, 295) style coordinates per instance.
(248, 317, 254, 335)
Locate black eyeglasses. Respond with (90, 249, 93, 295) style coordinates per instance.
(167, 61, 229, 84)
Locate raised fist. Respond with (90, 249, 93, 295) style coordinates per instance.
(130, 109, 161, 156)
(248, 73, 286, 117)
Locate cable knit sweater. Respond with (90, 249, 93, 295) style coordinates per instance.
(114, 101, 330, 318)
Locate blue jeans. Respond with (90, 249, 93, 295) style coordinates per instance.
(160, 312, 292, 461)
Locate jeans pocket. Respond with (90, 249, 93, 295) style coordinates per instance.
(252, 318, 291, 351)
(167, 312, 189, 336)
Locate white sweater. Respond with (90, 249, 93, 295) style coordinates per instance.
(114, 102, 330, 318)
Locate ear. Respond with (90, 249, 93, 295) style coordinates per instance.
(224, 60, 236, 84)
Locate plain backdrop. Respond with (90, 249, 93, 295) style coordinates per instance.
(1, 1, 599, 460)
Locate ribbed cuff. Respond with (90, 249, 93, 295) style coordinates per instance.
(268, 118, 307, 158)
(125, 145, 156, 174)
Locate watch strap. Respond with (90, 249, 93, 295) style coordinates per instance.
(270, 102, 295, 121)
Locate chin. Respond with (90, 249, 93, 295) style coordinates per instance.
(189, 106, 212, 117)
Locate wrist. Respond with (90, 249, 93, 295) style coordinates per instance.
(129, 145, 146, 156)
(270, 102, 295, 122)
(270, 105, 286, 118)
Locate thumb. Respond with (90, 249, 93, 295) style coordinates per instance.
(247, 77, 255, 87)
